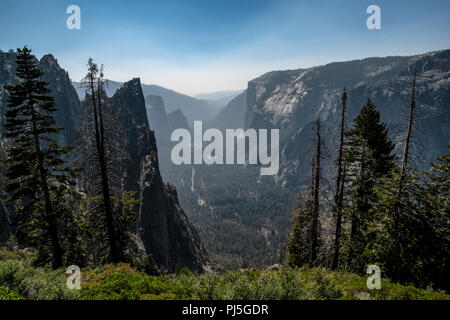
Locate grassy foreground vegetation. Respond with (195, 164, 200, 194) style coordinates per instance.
(0, 248, 448, 300)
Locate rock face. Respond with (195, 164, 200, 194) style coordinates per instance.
(38, 54, 82, 146)
(141, 86, 219, 125)
(109, 79, 207, 272)
(146, 94, 171, 153)
(0, 50, 82, 147)
(205, 90, 247, 130)
(0, 50, 207, 272)
(244, 50, 450, 187)
(0, 50, 17, 127)
(168, 109, 189, 131)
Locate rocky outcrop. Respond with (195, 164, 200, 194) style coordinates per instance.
(244, 50, 450, 187)
(168, 109, 189, 131)
(146, 94, 171, 154)
(108, 79, 208, 272)
(0, 51, 207, 272)
(0, 50, 17, 128)
(0, 50, 82, 147)
(38, 54, 82, 146)
(74, 80, 220, 125)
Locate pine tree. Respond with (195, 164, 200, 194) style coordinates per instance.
(288, 198, 314, 267)
(2, 47, 77, 268)
(426, 148, 450, 289)
(368, 148, 449, 289)
(362, 69, 437, 287)
(344, 99, 395, 272)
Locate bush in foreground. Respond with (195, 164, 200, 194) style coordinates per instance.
(80, 265, 449, 300)
(0, 249, 448, 300)
(0, 286, 24, 300)
(0, 249, 79, 300)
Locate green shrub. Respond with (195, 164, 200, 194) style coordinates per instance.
(0, 258, 79, 300)
(81, 265, 193, 300)
(0, 286, 24, 300)
(1, 247, 448, 300)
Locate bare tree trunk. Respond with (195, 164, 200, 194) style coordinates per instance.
(310, 119, 322, 264)
(398, 66, 417, 193)
(97, 66, 106, 151)
(87, 73, 119, 263)
(332, 89, 347, 270)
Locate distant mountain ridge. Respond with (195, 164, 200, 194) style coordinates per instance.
(194, 90, 243, 108)
(205, 90, 247, 130)
(73, 80, 222, 125)
(194, 90, 243, 101)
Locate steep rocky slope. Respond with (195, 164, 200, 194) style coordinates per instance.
(167, 109, 189, 131)
(245, 50, 450, 187)
(0, 50, 81, 147)
(0, 50, 207, 272)
(109, 79, 207, 272)
(146, 94, 171, 155)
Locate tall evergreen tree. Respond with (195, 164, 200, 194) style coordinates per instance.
(344, 99, 395, 272)
(426, 148, 450, 289)
(287, 198, 314, 267)
(2, 47, 77, 268)
(361, 70, 440, 287)
(368, 148, 449, 289)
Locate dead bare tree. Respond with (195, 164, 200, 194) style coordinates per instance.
(332, 89, 347, 270)
(398, 64, 418, 193)
(310, 118, 323, 264)
(81, 59, 119, 263)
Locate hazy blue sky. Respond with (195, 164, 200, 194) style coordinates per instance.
(1, 0, 449, 95)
